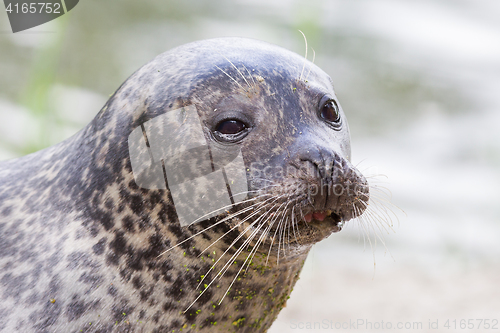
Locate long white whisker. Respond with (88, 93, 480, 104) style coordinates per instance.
(215, 65, 247, 91)
(298, 30, 308, 81)
(157, 194, 271, 257)
(265, 200, 292, 265)
(242, 63, 257, 90)
(305, 47, 316, 81)
(184, 206, 275, 312)
(217, 54, 252, 89)
(192, 194, 289, 299)
(218, 205, 285, 305)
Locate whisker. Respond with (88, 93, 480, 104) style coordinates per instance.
(192, 194, 289, 299)
(183, 215, 268, 313)
(195, 206, 269, 290)
(218, 201, 290, 305)
(286, 215, 291, 251)
(211, 207, 278, 293)
(184, 206, 275, 312)
(264, 200, 290, 266)
(213, 194, 289, 272)
(205, 193, 293, 307)
(242, 63, 257, 90)
(242, 207, 281, 275)
(221, 55, 252, 89)
(298, 30, 308, 81)
(215, 65, 247, 92)
(157, 194, 271, 257)
(196, 196, 278, 261)
(291, 206, 301, 243)
(305, 47, 316, 81)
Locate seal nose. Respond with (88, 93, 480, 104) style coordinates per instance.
(298, 146, 338, 181)
(291, 145, 369, 221)
(292, 146, 342, 211)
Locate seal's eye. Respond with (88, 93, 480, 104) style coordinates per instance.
(321, 100, 340, 123)
(213, 119, 250, 143)
(216, 119, 246, 135)
(320, 100, 341, 125)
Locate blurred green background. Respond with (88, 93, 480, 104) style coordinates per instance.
(1, 0, 499, 332)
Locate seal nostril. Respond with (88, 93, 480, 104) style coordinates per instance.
(299, 157, 323, 179)
(297, 147, 336, 180)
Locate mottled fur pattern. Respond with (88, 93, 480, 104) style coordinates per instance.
(0, 38, 368, 332)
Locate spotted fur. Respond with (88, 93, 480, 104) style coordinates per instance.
(0, 38, 368, 332)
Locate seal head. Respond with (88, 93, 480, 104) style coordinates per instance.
(125, 37, 369, 247)
(0, 38, 368, 332)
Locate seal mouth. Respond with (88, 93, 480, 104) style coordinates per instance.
(301, 210, 343, 229)
(303, 210, 332, 223)
(238, 208, 345, 249)
(297, 210, 344, 239)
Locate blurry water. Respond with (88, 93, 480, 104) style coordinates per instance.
(1, 0, 499, 332)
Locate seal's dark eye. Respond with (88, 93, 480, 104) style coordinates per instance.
(216, 119, 246, 135)
(213, 118, 250, 143)
(320, 100, 341, 124)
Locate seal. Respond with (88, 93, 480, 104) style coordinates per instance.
(0, 38, 369, 332)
